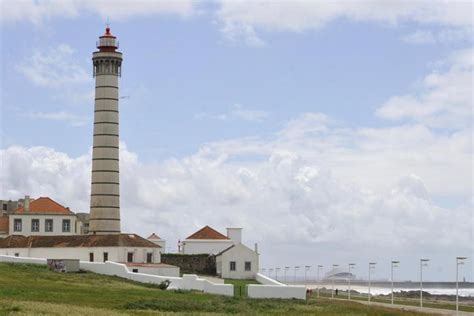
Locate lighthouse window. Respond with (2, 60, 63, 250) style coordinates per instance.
(127, 252, 134, 262)
(146, 252, 153, 263)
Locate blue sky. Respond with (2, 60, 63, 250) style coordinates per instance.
(0, 1, 472, 281)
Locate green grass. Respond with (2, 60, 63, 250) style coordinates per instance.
(313, 288, 474, 313)
(0, 262, 428, 315)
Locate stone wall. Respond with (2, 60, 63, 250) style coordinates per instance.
(161, 253, 216, 275)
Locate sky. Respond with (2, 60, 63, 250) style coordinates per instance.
(0, 0, 472, 282)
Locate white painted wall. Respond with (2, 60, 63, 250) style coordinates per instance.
(9, 214, 78, 236)
(247, 273, 306, 299)
(0, 246, 161, 264)
(148, 238, 166, 251)
(182, 239, 234, 255)
(216, 243, 258, 279)
(127, 265, 179, 277)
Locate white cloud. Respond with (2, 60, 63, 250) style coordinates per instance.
(402, 28, 472, 44)
(16, 44, 91, 88)
(195, 104, 270, 122)
(376, 48, 473, 129)
(0, 0, 196, 24)
(26, 111, 90, 126)
(401, 30, 436, 44)
(216, 0, 473, 45)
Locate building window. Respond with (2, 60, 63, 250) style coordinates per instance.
(2, 203, 7, 211)
(245, 261, 251, 271)
(13, 219, 22, 232)
(103, 252, 108, 262)
(146, 252, 153, 263)
(89, 252, 94, 262)
(31, 219, 39, 232)
(127, 252, 134, 263)
(230, 261, 236, 271)
(45, 219, 53, 232)
(62, 219, 71, 232)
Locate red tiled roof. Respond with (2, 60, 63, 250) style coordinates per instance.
(0, 234, 160, 248)
(147, 233, 161, 240)
(0, 216, 9, 234)
(15, 197, 73, 215)
(185, 225, 229, 240)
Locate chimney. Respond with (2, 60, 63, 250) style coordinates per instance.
(24, 195, 30, 212)
(254, 243, 258, 254)
(226, 228, 242, 244)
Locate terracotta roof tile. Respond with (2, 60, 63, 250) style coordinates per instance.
(0, 234, 160, 248)
(15, 197, 73, 215)
(0, 216, 9, 234)
(185, 225, 229, 240)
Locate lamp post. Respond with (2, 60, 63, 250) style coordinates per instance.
(294, 266, 300, 283)
(317, 265, 323, 298)
(332, 264, 339, 298)
(368, 262, 376, 302)
(269, 268, 273, 279)
(420, 259, 429, 308)
(348, 263, 356, 300)
(284, 266, 290, 284)
(391, 261, 399, 305)
(305, 266, 311, 286)
(275, 267, 280, 281)
(456, 257, 467, 313)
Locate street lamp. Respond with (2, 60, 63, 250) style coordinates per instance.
(275, 267, 280, 281)
(305, 266, 311, 286)
(269, 268, 273, 279)
(368, 262, 376, 302)
(284, 266, 290, 283)
(348, 263, 356, 300)
(294, 266, 300, 283)
(420, 259, 429, 308)
(317, 265, 323, 298)
(332, 264, 339, 298)
(391, 261, 400, 305)
(456, 257, 467, 313)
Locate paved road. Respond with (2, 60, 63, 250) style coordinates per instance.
(330, 298, 474, 315)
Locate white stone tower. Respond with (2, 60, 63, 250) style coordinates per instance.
(89, 26, 123, 234)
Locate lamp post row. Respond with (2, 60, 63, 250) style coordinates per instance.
(260, 256, 467, 312)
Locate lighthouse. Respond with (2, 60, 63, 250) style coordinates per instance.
(89, 26, 123, 234)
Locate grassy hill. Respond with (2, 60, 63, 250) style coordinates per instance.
(0, 262, 426, 315)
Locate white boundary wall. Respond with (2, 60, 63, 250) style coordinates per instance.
(248, 273, 306, 299)
(0, 255, 233, 296)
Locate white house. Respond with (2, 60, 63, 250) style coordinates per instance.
(180, 226, 236, 255)
(147, 233, 166, 251)
(7, 196, 81, 236)
(0, 234, 161, 264)
(216, 243, 259, 279)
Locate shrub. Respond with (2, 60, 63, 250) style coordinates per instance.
(158, 280, 170, 290)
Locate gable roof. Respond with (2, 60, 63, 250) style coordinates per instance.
(147, 233, 161, 240)
(0, 234, 160, 248)
(0, 216, 8, 234)
(15, 197, 73, 215)
(185, 225, 229, 240)
(215, 243, 256, 257)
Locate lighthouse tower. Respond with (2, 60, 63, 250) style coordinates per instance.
(89, 27, 123, 234)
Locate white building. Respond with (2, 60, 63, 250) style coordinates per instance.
(147, 233, 166, 251)
(216, 243, 259, 279)
(7, 196, 80, 236)
(0, 234, 161, 263)
(180, 226, 235, 255)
